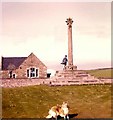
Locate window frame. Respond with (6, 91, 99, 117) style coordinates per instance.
(26, 67, 39, 78)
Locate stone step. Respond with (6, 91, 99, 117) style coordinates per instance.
(55, 72, 90, 77)
(55, 70, 97, 82)
(56, 70, 88, 75)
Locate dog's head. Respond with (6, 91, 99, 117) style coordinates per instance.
(62, 102, 69, 108)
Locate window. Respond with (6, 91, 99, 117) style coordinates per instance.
(30, 68, 35, 77)
(9, 71, 12, 78)
(13, 74, 16, 78)
(27, 67, 39, 78)
(27, 69, 29, 77)
(9, 71, 16, 78)
(36, 69, 38, 77)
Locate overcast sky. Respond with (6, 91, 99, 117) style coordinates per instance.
(0, 2, 111, 70)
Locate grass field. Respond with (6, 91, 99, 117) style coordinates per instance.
(86, 68, 113, 79)
(2, 84, 112, 118)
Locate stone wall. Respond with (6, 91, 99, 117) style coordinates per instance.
(1, 78, 112, 88)
(1, 79, 50, 88)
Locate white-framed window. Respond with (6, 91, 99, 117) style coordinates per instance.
(26, 67, 39, 78)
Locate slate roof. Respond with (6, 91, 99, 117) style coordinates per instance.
(1, 57, 27, 70)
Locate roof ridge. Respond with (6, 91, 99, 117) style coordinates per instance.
(2, 57, 27, 58)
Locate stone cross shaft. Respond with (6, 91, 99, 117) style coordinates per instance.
(66, 18, 73, 66)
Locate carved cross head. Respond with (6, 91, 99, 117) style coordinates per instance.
(66, 18, 73, 27)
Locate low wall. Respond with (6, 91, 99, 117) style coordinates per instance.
(0, 78, 112, 88)
(50, 78, 112, 86)
(1, 78, 51, 88)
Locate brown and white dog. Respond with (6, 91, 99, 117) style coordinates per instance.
(46, 102, 69, 120)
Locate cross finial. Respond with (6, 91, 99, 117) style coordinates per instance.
(66, 18, 73, 26)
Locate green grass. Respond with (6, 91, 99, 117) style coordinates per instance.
(86, 68, 113, 79)
(2, 84, 112, 118)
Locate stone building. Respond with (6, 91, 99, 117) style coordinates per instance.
(1, 53, 47, 79)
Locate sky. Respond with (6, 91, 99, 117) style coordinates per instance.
(0, 2, 111, 71)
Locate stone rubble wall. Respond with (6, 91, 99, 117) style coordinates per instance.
(0, 78, 112, 88)
(1, 79, 51, 88)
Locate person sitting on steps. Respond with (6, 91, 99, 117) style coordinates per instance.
(61, 55, 68, 70)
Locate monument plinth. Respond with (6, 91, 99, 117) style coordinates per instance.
(65, 18, 77, 71)
(54, 18, 100, 83)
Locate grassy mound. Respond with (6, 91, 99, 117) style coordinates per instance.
(86, 68, 113, 79)
(2, 84, 111, 118)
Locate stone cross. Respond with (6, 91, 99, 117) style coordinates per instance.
(66, 18, 73, 66)
(65, 18, 77, 70)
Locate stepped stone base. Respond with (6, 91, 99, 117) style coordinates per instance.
(52, 69, 102, 85)
(51, 65, 105, 85)
(55, 69, 97, 81)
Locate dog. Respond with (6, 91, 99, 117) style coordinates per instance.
(46, 102, 69, 120)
